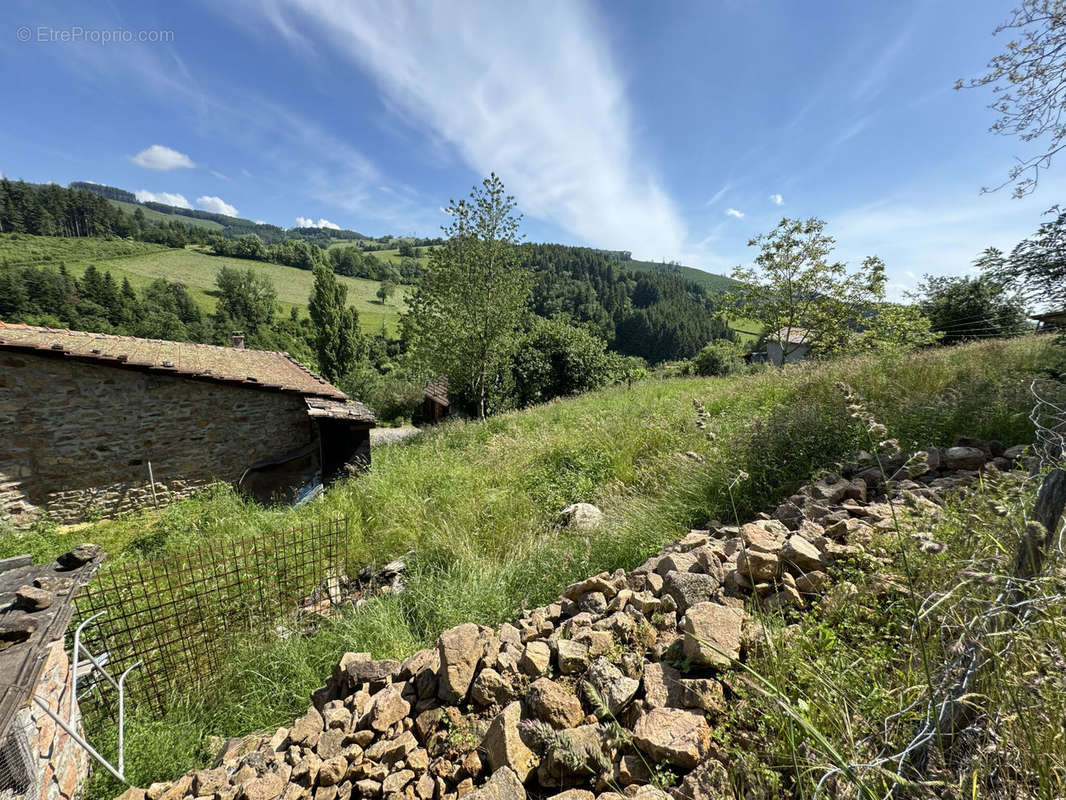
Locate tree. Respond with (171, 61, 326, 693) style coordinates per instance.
(214, 266, 277, 341)
(994, 208, 1066, 309)
(376, 280, 397, 305)
(958, 0, 1066, 196)
(910, 270, 1029, 344)
(402, 173, 532, 419)
(728, 217, 887, 364)
(308, 264, 361, 383)
(511, 317, 619, 407)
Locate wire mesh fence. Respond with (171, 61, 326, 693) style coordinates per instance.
(70, 518, 349, 716)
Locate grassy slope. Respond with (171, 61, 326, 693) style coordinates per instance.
(625, 257, 740, 293)
(108, 199, 225, 231)
(0, 234, 406, 335)
(2, 336, 1057, 800)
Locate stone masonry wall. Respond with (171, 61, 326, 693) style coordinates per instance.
(0, 352, 317, 525)
(14, 640, 90, 800)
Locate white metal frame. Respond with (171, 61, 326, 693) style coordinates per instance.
(32, 612, 140, 783)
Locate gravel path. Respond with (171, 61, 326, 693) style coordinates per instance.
(370, 426, 423, 446)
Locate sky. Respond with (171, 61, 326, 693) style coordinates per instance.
(1, 0, 1062, 298)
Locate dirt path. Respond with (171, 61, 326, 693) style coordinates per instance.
(370, 426, 422, 446)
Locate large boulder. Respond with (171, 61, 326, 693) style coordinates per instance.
(559, 503, 604, 530)
(679, 602, 744, 667)
(437, 623, 498, 704)
(482, 702, 538, 781)
(632, 708, 710, 768)
(943, 446, 986, 471)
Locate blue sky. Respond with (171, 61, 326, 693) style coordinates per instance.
(1, 0, 1062, 297)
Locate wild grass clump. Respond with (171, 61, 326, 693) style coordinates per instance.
(46, 336, 1060, 800)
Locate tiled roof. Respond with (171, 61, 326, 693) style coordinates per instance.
(0, 322, 348, 400)
(305, 396, 376, 425)
(424, 376, 449, 407)
(771, 326, 812, 345)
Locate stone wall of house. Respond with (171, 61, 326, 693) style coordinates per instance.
(13, 640, 90, 800)
(0, 351, 317, 526)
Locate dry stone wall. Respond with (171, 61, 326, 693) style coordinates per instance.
(0, 352, 316, 525)
(116, 438, 1027, 800)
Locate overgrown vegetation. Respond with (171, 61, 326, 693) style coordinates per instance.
(1, 337, 1054, 799)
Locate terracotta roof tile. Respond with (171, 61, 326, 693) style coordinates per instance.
(0, 323, 347, 400)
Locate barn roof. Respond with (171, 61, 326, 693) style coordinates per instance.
(770, 326, 812, 345)
(0, 322, 347, 401)
(424, 376, 450, 407)
(305, 396, 376, 425)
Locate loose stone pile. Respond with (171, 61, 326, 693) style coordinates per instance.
(120, 439, 1027, 800)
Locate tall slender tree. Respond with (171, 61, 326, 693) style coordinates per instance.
(308, 264, 361, 383)
(402, 174, 532, 419)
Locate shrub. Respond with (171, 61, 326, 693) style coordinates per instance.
(512, 317, 619, 406)
(691, 339, 744, 376)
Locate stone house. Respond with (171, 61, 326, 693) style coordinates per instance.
(0, 324, 375, 525)
(766, 327, 811, 366)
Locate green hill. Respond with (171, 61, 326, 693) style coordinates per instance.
(0, 234, 405, 334)
(625, 257, 740, 293)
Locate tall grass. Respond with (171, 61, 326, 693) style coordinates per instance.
(2, 337, 1055, 799)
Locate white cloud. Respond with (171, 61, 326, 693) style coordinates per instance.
(131, 145, 195, 171)
(210, 170, 231, 181)
(134, 190, 191, 208)
(726, 208, 745, 219)
(769, 193, 784, 206)
(253, 0, 687, 259)
(296, 216, 341, 229)
(254, 219, 267, 225)
(197, 195, 239, 216)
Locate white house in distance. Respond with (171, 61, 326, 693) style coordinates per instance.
(766, 327, 811, 366)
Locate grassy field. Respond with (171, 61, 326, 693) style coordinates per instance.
(0, 234, 406, 335)
(1, 336, 1059, 798)
(108, 200, 225, 231)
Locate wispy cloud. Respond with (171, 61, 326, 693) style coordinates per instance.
(706, 185, 730, 206)
(131, 145, 195, 171)
(831, 116, 872, 149)
(197, 195, 239, 216)
(296, 216, 340, 229)
(210, 170, 231, 181)
(249, 0, 687, 259)
(726, 208, 745, 219)
(134, 190, 191, 208)
(769, 193, 783, 206)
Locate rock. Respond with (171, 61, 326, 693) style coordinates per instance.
(582, 657, 639, 716)
(520, 641, 551, 676)
(671, 759, 730, 800)
(468, 767, 525, 800)
(290, 707, 324, 748)
(483, 702, 538, 782)
(661, 571, 719, 613)
(471, 668, 513, 707)
(642, 661, 682, 708)
(548, 792, 595, 800)
(943, 446, 986, 471)
(632, 708, 710, 768)
(560, 503, 604, 531)
(679, 602, 744, 667)
(193, 768, 228, 796)
(55, 543, 100, 569)
(367, 683, 411, 733)
(556, 639, 590, 674)
(366, 730, 417, 763)
(238, 774, 286, 800)
(115, 789, 146, 800)
(570, 629, 614, 658)
(346, 658, 402, 688)
(525, 678, 585, 728)
(15, 584, 54, 611)
(615, 754, 652, 786)
(779, 535, 825, 573)
(810, 476, 850, 503)
(438, 623, 497, 704)
(794, 570, 828, 593)
(353, 780, 381, 798)
(1003, 444, 1027, 461)
(739, 522, 783, 553)
(379, 769, 414, 794)
(317, 757, 347, 787)
(292, 755, 322, 785)
(533, 725, 607, 787)
(736, 549, 779, 580)
(577, 591, 608, 614)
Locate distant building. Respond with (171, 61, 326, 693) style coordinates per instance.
(0, 324, 375, 525)
(766, 327, 811, 366)
(1031, 310, 1066, 332)
(422, 376, 450, 424)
